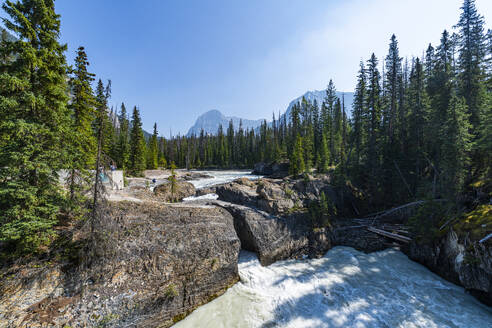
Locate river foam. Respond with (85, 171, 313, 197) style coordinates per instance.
(174, 247, 491, 328)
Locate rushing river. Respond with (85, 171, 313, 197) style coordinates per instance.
(187, 170, 262, 189)
(174, 247, 492, 328)
(182, 170, 262, 201)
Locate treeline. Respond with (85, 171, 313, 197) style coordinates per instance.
(0, 0, 490, 254)
(163, 0, 491, 209)
(0, 0, 159, 253)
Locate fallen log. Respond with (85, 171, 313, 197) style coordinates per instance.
(367, 227, 412, 243)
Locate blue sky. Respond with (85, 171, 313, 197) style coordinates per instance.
(3, 0, 491, 135)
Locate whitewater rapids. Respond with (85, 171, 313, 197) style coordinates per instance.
(173, 247, 491, 328)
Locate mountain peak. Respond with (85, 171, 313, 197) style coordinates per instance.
(187, 110, 264, 137)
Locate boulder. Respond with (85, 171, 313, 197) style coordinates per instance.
(154, 180, 196, 202)
(215, 182, 259, 207)
(0, 202, 241, 328)
(211, 200, 331, 266)
(195, 186, 217, 196)
(181, 172, 214, 181)
(256, 180, 295, 214)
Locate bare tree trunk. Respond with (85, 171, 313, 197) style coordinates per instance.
(92, 116, 103, 234)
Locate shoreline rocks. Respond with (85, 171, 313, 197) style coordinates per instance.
(404, 229, 492, 306)
(0, 202, 240, 328)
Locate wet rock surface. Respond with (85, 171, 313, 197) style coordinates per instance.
(404, 229, 492, 305)
(0, 202, 240, 328)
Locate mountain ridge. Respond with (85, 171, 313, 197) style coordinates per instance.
(186, 90, 355, 136)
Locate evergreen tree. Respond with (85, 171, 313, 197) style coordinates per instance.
(94, 79, 115, 159)
(319, 132, 330, 173)
(158, 136, 167, 168)
(455, 0, 486, 132)
(441, 91, 472, 197)
(68, 47, 96, 167)
(66, 46, 96, 210)
(129, 106, 146, 175)
(115, 103, 130, 169)
(365, 53, 382, 189)
(147, 123, 159, 169)
(290, 134, 305, 176)
(0, 0, 71, 252)
(384, 34, 402, 143)
(323, 80, 337, 163)
(352, 61, 367, 167)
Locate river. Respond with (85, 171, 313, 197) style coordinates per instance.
(174, 247, 492, 328)
(175, 170, 491, 327)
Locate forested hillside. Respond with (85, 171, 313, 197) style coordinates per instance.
(0, 0, 490, 255)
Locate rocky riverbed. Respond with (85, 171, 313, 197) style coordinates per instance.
(0, 170, 490, 327)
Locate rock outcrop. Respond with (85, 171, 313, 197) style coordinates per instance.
(211, 200, 331, 266)
(154, 180, 196, 202)
(404, 229, 492, 305)
(0, 202, 240, 328)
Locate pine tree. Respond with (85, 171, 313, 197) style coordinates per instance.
(365, 53, 382, 187)
(69, 47, 96, 168)
(147, 123, 159, 169)
(441, 91, 472, 197)
(384, 34, 402, 143)
(455, 0, 486, 132)
(158, 136, 167, 168)
(352, 61, 367, 167)
(129, 106, 146, 175)
(115, 103, 130, 169)
(95, 79, 115, 159)
(333, 99, 343, 164)
(290, 134, 305, 176)
(66, 46, 96, 211)
(324, 80, 337, 163)
(0, 0, 71, 252)
(319, 132, 330, 173)
(408, 58, 431, 194)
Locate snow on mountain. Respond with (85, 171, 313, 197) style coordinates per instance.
(282, 90, 355, 123)
(186, 90, 355, 136)
(186, 110, 265, 137)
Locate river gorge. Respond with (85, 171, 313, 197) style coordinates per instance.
(0, 170, 490, 327)
(175, 248, 491, 328)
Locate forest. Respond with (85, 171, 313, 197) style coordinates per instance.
(0, 0, 490, 254)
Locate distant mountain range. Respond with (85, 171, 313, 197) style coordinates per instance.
(186, 109, 265, 137)
(186, 90, 355, 136)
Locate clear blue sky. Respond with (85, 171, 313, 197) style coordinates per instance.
(3, 0, 491, 135)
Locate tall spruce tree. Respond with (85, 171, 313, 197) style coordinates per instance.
(115, 103, 130, 169)
(365, 53, 382, 189)
(147, 123, 159, 169)
(290, 134, 305, 176)
(94, 79, 115, 160)
(441, 91, 472, 198)
(69, 47, 96, 168)
(455, 0, 486, 132)
(384, 34, 402, 143)
(408, 58, 431, 194)
(129, 106, 146, 175)
(67, 46, 96, 210)
(352, 61, 367, 168)
(0, 0, 71, 252)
